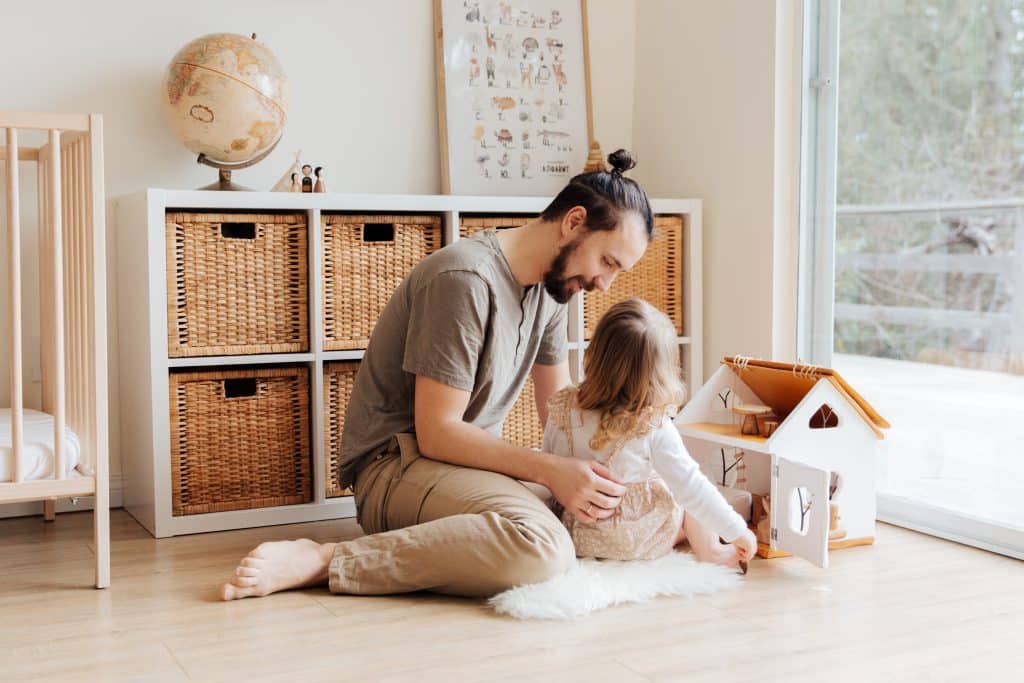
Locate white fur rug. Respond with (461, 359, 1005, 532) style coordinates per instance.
(487, 552, 743, 620)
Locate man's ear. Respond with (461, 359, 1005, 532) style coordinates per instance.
(561, 205, 587, 239)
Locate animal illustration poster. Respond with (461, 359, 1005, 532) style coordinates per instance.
(436, 0, 591, 195)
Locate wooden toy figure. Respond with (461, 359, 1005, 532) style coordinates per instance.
(313, 166, 326, 193)
(829, 502, 847, 540)
(290, 172, 300, 193)
(301, 164, 314, 192)
(755, 497, 772, 545)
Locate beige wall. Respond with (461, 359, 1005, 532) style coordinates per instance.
(632, 0, 800, 380)
(0, 0, 635, 494)
(772, 0, 803, 363)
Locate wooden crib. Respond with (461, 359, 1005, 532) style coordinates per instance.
(1, 112, 109, 588)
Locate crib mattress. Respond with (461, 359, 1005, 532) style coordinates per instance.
(0, 408, 84, 482)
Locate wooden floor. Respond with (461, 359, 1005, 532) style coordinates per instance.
(1, 510, 1021, 682)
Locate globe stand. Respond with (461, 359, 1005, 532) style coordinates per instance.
(196, 138, 280, 191)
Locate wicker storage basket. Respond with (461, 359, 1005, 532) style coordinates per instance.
(166, 212, 308, 357)
(503, 376, 544, 449)
(324, 361, 359, 498)
(322, 214, 442, 350)
(459, 214, 534, 239)
(584, 215, 684, 338)
(169, 366, 312, 516)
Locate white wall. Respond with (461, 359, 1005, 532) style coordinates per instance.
(0, 0, 635, 496)
(632, 0, 800, 380)
(3, 1, 805, 510)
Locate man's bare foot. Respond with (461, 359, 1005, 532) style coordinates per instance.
(220, 539, 336, 601)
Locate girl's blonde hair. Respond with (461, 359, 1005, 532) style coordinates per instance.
(576, 298, 687, 450)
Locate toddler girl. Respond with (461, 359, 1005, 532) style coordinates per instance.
(543, 298, 756, 570)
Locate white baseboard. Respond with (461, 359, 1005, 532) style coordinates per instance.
(0, 475, 124, 519)
(878, 492, 1024, 561)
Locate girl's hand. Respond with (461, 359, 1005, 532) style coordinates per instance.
(734, 528, 757, 561)
(542, 456, 626, 524)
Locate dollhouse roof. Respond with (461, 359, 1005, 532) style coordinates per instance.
(723, 357, 890, 438)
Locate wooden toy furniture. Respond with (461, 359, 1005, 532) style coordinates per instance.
(676, 356, 890, 568)
(1, 111, 110, 587)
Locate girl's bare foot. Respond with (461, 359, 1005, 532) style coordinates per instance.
(220, 539, 336, 600)
(701, 541, 743, 569)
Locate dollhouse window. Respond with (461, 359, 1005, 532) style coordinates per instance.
(809, 403, 839, 429)
(788, 486, 814, 535)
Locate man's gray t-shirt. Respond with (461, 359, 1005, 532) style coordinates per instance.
(338, 229, 568, 488)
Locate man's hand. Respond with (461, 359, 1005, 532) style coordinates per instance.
(542, 456, 627, 524)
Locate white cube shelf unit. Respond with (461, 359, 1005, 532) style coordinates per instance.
(116, 189, 703, 537)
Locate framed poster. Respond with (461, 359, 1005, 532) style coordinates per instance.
(435, 0, 593, 195)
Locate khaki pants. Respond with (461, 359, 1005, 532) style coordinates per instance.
(328, 433, 575, 597)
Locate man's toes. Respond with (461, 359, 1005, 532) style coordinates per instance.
(235, 565, 259, 577)
(232, 575, 259, 587)
(221, 581, 261, 601)
(240, 556, 265, 569)
(251, 542, 274, 558)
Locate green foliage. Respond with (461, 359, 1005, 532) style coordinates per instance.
(834, 1, 1022, 369)
(839, 0, 1024, 204)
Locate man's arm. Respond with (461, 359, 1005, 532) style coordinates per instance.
(414, 374, 624, 522)
(531, 360, 571, 426)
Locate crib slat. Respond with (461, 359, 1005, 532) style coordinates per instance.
(79, 137, 92, 459)
(68, 138, 81, 479)
(65, 142, 76, 461)
(37, 155, 50, 414)
(66, 141, 79, 460)
(72, 140, 81, 450)
(5, 127, 24, 483)
(49, 129, 66, 481)
(61, 143, 71, 479)
(89, 113, 111, 590)
(41, 149, 54, 415)
(74, 139, 88, 455)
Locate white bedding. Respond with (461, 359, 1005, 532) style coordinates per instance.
(1, 408, 85, 482)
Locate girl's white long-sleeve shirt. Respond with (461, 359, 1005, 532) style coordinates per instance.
(541, 391, 748, 543)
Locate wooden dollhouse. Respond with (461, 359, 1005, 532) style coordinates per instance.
(676, 357, 890, 568)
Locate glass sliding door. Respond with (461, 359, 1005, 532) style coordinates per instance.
(802, 0, 1024, 558)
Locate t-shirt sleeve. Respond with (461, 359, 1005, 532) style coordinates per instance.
(535, 301, 568, 365)
(649, 419, 749, 542)
(402, 270, 491, 392)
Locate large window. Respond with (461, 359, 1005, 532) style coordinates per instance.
(802, 0, 1024, 557)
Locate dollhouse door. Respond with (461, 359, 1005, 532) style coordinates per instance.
(770, 455, 831, 568)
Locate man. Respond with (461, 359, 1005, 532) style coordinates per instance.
(221, 151, 654, 599)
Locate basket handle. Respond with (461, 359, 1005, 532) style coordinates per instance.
(362, 223, 395, 243)
(223, 377, 262, 399)
(220, 222, 258, 240)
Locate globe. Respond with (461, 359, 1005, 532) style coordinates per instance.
(162, 32, 288, 177)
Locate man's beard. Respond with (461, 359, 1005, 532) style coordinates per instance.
(543, 238, 593, 303)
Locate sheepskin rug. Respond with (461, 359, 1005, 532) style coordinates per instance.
(487, 552, 743, 620)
